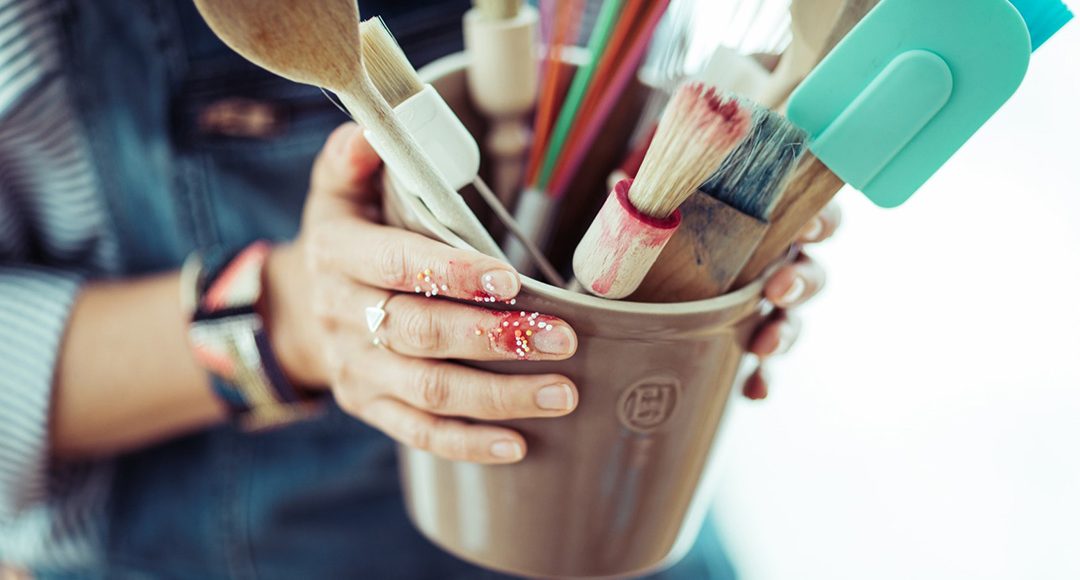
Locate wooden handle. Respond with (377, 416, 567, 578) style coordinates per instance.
(733, 156, 845, 288)
(464, 6, 539, 118)
(821, 0, 881, 57)
(631, 192, 767, 303)
(338, 84, 504, 259)
(486, 118, 531, 206)
(572, 180, 680, 299)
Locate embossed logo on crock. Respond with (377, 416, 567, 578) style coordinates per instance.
(617, 377, 680, 432)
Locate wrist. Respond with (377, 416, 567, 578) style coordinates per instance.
(263, 242, 327, 389)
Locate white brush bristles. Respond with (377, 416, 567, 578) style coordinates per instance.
(474, 0, 522, 19)
(359, 17, 424, 108)
(628, 83, 751, 218)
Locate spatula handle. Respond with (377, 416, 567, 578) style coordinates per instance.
(734, 156, 845, 288)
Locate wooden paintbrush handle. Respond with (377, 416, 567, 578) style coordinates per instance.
(733, 156, 845, 288)
(573, 179, 680, 299)
(486, 118, 530, 205)
(631, 191, 767, 303)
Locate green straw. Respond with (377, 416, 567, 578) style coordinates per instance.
(535, 0, 624, 192)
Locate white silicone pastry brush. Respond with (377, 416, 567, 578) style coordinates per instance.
(361, 17, 564, 285)
(192, 0, 503, 258)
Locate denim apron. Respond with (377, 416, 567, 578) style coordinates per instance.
(56, 1, 736, 577)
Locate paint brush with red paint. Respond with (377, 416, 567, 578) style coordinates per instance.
(572, 83, 751, 299)
(630, 103, 809, 302)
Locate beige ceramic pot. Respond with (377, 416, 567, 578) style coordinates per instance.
(381, 53, 767, 579)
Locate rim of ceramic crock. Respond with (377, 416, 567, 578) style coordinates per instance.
(405, 51, 768, 317)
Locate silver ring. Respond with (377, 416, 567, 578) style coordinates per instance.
(366, 295, 394, 349)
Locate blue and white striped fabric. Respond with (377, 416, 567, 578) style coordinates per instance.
(0, 0, 115, 569)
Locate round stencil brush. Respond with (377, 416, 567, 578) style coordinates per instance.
(632, 103, 809, 302)
(572, 84, 751, 299)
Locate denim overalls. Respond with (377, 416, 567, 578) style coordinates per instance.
(54, 0, 736, 577)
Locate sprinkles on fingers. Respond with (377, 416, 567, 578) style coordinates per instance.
(410, 267, 518, 305)
(486, 311, 567, 360)
(413, 268, 448, 298)
(406, 265, 573, 360)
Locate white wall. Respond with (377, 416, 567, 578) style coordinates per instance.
(709, 16, 1080, 580)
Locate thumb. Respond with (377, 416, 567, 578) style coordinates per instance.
(310, 122, 384, 206)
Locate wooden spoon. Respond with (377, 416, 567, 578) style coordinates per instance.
(193, 0, 503, 258)
(762, 0, 884, 109)
(819, 0, 882, 57)
(758, 0, 845, 108)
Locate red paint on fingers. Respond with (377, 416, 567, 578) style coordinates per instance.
(486, 311, 562, 360)
(470, 291, 518, 306)
(411, 266, 520, 304)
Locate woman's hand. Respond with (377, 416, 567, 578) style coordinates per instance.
(743, 201, 841, 400)
(265, 123, 579, 464)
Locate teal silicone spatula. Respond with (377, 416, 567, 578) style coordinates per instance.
(787, 0, 1073, 208)
(733, 0, 1071, 288)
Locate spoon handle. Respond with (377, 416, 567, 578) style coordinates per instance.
(338, 79, 506, 260)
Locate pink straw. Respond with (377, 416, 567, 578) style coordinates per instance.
(539, 0, 555, 46)
(548, 0, 670, 199)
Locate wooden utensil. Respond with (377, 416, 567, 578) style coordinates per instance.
(759, 0, 846, 108)
(572, 84, 750, 299)
(732, 156, 845, 288)
(632, 105, 809, 302)
(193, 0, 504, 258)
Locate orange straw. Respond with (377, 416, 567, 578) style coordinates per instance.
(525, 0, 585, 186)
(549, 0, 670, 196)
(573, 0, 648, 125)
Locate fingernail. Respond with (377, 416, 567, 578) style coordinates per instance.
(481, 270, 519, 300)
(532, 325, 576, 355)
(779, 276, 806, 307)
(536, 384, 574, 411)
(800, 217, 824, 241)
(776, 324, 797, 355)
(490, 440, 523, 460)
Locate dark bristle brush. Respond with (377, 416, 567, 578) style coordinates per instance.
(631, 103, 809, 303)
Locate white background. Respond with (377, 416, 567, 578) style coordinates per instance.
(707, 13, 1080, 580)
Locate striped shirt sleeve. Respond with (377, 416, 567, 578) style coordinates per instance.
(0, 267, 111, 568)
(0, 0, 116, 568)
(0, 266, 82, 519)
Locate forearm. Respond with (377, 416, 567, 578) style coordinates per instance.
(51, 272, 224, 459)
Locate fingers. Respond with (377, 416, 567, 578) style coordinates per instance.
(313, 279, 577, 361)
(763, 253, 825, 309)
(797, 201, 842, 244)
(749, 310, 801, 358)
(333, 345, 579, 421)
(310, 123, 383, 202)
(356, 397, 528, 464)
(742, 366, 770, 401)
(308, 220, 522, 301)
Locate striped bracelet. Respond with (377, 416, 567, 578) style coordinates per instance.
(184, 241, 322, 431)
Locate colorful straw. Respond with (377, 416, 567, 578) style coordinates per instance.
(548, 0, 670, 198)
(525, 0, 585, 186)
(534, 0, 625, 190)
(572, 0, 650, 127)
